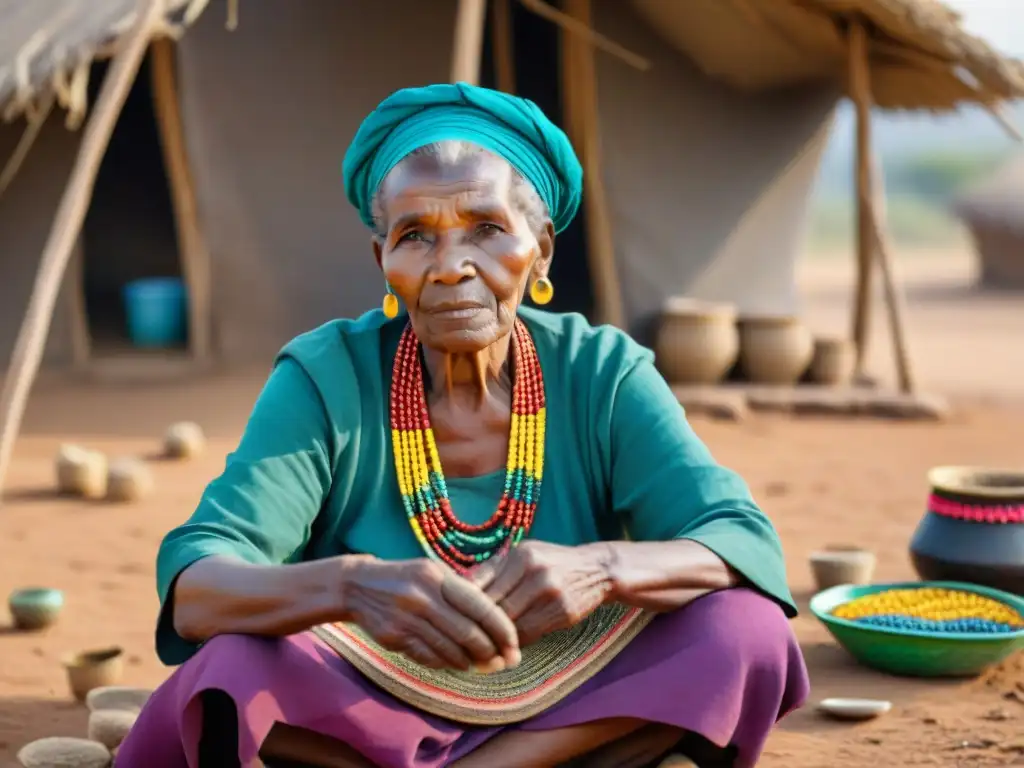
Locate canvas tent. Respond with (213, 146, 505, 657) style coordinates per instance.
(0, 0, 1022, 496)
(953, 154, 1024, 289)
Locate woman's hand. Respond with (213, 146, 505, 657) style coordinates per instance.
(343, 557, 521, 672)
(469, 542, 614, 646)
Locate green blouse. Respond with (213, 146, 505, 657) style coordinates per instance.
(156, 308, 796, 665)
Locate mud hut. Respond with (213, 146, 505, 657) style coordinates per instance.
(953, 154, 1024, 289)
(0, 0, 1022, 493)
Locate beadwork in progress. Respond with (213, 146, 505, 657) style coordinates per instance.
(833, 587, 1024, 635)
(390, 318, 545, 574)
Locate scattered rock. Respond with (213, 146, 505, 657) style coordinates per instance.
(17, 737, 111, 768)
(55, 445, 108, 499)
(817, 697, 892, 722)
(105, 459, 154, 503)
(87, 709, 138, 751)
(85, 686, 152, 714)
(163, 421, 206, 460)
(982, 708, 1011, 722)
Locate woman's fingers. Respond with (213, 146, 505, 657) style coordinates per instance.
(400, 636, 448, 669)
(424, 599, 502, 666)
(497, 572, 547, 621)
(403, 615, 474, 670)
(441, 573, 521, 666)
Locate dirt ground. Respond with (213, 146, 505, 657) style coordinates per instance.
(1, 249, 1023, 767)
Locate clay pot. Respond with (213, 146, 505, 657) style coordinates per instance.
(909, 466, 1024, 595)
(808, 337, 855, 387)
(16, 737, 111, 768)
(105, 458, 154, 503)
(55, 445, 108, 499)
(7, 587, 64, 631)
(87, 709, 138, 751)
(164, 421, 206, 460)
(654, 299, 739, 385)
(809, 546, 876, 591)
(63, 647, 124, 702)
(738, 316, 813, 385)
(85, 686, 153, 714)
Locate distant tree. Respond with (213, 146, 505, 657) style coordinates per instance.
(885, 149, 1008, 201)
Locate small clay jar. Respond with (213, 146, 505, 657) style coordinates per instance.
(55, 445, 108, 499)
(654, 298, 739, 385)
(164, 421, 206, 460)
(808, 337, 855, 387)
(63, 647, 125, 702)
(737, 316, 813, 385)
(910, 466, 1024, 594)
(809, 546, 876, 591)
(106, 458, 154, 503)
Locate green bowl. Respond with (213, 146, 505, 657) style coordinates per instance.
(8, 587, 65, 631)
(810, 581, 1024, 678)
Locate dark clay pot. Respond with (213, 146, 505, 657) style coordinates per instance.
(909, 466, 1024, 595)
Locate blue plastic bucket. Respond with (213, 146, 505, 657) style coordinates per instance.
(123, 277, 188, 348)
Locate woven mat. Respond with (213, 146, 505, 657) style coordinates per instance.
(312, 603, 653, 725)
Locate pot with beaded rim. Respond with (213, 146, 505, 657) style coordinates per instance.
(909, 467, 1024, 595)
(654, 298, 739, 385)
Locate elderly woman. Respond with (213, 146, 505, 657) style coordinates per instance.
(116, 84, 807, 768)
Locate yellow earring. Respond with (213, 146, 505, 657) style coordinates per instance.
(382, 286, 400, 319)
(529, 276, 554, 306)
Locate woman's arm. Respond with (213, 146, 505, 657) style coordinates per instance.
(170, 555, 365, 641)
(156, 356, 339, 664)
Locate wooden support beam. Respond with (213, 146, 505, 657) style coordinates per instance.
(0, 0, 165, 501)
(67, 237, 91, 369)
(560, 0, 626, 329)
(847, 19, 874, 377)
(451, 0, 488, 84)
(868, 153, 915, 393)
(491, 0, 517, 94)
(151, 36, 213, 362)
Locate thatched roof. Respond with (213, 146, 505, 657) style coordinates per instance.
(631, 0, 1024, 111)
(953, 154, 1024, 231)
(0, 0, 204, 123)
(0, 0, 1022, 121)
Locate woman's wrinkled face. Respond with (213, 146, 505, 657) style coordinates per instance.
(372, 151, 553, 353)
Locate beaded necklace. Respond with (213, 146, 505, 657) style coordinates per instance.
(389, 318, 546, 573)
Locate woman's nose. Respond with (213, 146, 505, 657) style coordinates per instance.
(430, 242, 476, 285)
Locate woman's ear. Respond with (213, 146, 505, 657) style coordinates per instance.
(531, 220, 555, 281)
(372, 236, 384, 270)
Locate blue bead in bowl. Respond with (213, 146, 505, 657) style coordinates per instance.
(8, 587, 65, 631)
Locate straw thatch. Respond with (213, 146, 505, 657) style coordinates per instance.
(954, 155, 1024, 232)
(0, 0, 206, 123)
(631, 0, 1024, 111)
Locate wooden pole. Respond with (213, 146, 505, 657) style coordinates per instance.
(491, 0, 517, 94)
(847, 19, 874, 377)
(0, 0, 165, 501)
(869, 153, 915, 393)
(151, 37, 213, 362)
(451, 0, 488, 84)
(560, 0, 626, 329)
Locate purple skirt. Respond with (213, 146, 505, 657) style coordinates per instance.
(116, 588, 808, 767)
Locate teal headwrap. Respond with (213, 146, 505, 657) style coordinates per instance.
(343, 83, 583, 234)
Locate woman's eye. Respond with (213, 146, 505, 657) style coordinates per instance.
(398, 230, 425, 244)
(476, 223, 503, 236)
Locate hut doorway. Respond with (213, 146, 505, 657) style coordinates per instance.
(480, 1, 595, 320)
(79, 50, 187, 361)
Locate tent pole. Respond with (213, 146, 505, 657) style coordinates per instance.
(868, 153, 915, 393)
(151, 36, 213, 362)
(560, 0, 626, 329)
(451, 0, 488, 84)
(0, 0, 165, 502)
(847, 18, 874, 378)
(492, 0, 517, 94)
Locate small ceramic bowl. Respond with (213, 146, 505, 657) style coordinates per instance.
(85, 685, 153, 714)
(7, 587, 65, 631)
(817, 697, 892, 721)
(62, 646, 125, 702)
(810, 546, 876, 591)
